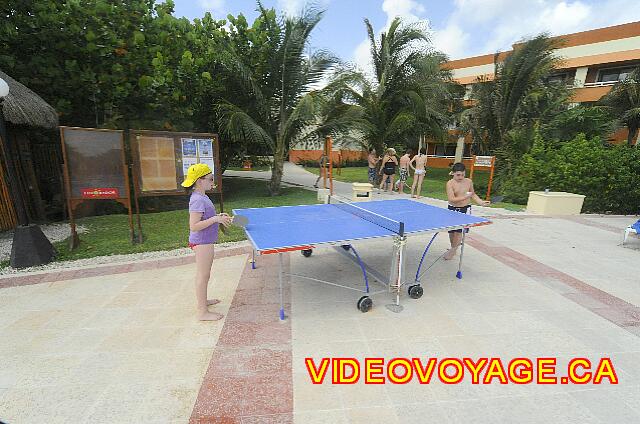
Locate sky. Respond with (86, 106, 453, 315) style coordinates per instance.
(172, 0, 640, 68)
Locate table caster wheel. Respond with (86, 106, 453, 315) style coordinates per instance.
(357, 296, 373, 312)
(408, 284, 423, 299)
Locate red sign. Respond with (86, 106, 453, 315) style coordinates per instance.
(81, 188, 120, 199)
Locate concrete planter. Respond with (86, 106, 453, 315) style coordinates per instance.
(317, 188, 330, 203)
(351, 182, 373, 201)
(526, 191, 586, 215)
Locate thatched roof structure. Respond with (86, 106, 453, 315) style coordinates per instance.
(0, 70, 58, 129)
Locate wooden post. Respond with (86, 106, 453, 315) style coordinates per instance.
(469, 155, 476, 179)
(486, 156, 496, 201)
(322, 143, 326, 189)
(326, 136, 334, 195)
(59, 128, 79, 250)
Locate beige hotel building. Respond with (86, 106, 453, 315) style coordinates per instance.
(428, 21, 640, 165)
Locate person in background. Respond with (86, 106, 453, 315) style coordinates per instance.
(367, 148, 380, 185)
(409, 148, 428, 198)
(395, 148, 412, 194)
(313, 153, 329, 189)
(378, 148, 398, 193)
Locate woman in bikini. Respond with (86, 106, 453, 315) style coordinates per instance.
(378, 148, 398, 193)
(409, 148, 428, 198)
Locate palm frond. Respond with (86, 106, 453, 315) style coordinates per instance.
(216, 101, 275, 148)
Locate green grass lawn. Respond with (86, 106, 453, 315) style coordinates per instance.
(26, 177, 318, 266)
(306, 166, 524, 211)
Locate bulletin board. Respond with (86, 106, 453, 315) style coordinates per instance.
(130, 130, 222, 196)
(59, 126, 135, 249)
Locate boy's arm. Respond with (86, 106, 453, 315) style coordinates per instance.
(469, 180, 490, 205)
(446, 180, 472, 203)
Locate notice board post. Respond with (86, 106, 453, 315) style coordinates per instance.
(60, 127, 135, 250)
(469, 155, 496, 201)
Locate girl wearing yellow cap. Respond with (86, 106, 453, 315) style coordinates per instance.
(181, 163, 232, 321)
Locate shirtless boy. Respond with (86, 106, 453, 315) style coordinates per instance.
(444, 162, 490, 260)
(367, 148, 379, 185)
(409, 148, 428, 198)
(395, 149, 412, 194)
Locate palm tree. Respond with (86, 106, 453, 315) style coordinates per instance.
(216, 4, 337, 195)
(600, 68, 640, 146)
(328, 18, 455, 155)
(463, 34, 570, 175)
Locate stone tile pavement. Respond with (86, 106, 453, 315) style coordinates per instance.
(1, 164, 639, 423)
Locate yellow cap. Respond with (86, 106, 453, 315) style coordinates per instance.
(181, 163, 213, 187)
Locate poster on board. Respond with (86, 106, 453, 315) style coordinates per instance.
(182, 157, 198, 177)
(197, 139, 213, 157)
(181, 138, 197, 157)
(199, 157, 215, 176)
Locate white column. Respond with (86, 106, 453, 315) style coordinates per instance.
(573, 67, 588, 88)
(454, 136, 465, 163)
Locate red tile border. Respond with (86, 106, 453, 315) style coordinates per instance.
(0, 244, 252, 290)
(488, 213, 634, 236)
(559, 216, 626, 234)
(190, 254, 293, 423)
(467, 234, 640, 333)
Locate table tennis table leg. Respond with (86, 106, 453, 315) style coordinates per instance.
(456, 228, 467, 279)
(344, 245, 370, 294)
(414, 233, 438, 284)
(251, 249, 256, 269)
(278, 253, 286, 320)
(389, 235, 407, 307)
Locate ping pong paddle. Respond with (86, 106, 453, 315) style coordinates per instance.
(219, 214, 249, 234)
(232, 215, 249, 228)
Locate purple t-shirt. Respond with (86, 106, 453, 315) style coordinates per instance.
(188, 191, 218, 244)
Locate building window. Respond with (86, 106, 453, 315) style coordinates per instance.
(434, 144, 457, 156)
(464, 144, 471, 157)
(546, 73, 568, 84)
(597, 66, 638, 83)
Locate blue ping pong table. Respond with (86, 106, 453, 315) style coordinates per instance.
(233, 198, 491, 319)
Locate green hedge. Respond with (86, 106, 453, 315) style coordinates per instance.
(502, 133, 640, 214)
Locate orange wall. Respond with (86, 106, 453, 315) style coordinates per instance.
(424, 156, 473, 169)
(289, 149, 368, 163)
(570, 85, 613, 102)
(609, 127, 638, 145)
(289, 149, 478, 168)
